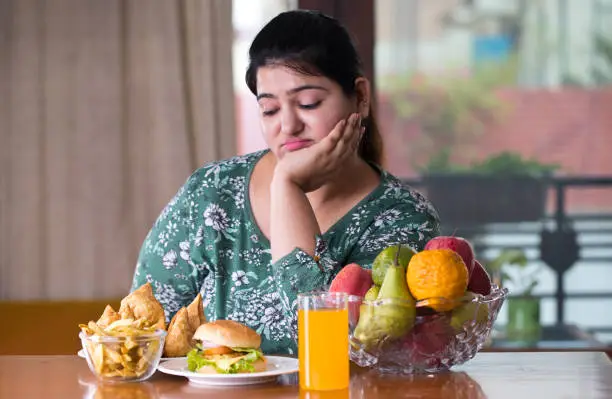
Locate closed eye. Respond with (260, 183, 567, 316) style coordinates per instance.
(262, 108, 279, 116)
(299, 101, 322, 110)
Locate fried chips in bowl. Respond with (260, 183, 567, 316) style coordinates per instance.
(79, 283, 207, 381)
(79, 318, 166, 382)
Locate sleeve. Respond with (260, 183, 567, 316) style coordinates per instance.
(271, 236, 336, 299)
(130, 173, 211, 323)
(269, 235, 339, 342)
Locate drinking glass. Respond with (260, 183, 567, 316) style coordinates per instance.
(298, 291, 349, 391)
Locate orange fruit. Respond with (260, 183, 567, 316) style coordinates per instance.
(406, 249, 469, 312)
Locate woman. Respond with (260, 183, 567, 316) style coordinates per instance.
(131, 10, 440, 355)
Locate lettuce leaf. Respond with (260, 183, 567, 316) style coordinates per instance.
(226, 350, 261, 373)
(186, 347, 263, 374)
(187, 348, 217, 372)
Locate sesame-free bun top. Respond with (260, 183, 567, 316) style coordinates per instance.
(193, 320, 261, 348)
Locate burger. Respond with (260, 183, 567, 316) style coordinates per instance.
(186, 320, 266, 374)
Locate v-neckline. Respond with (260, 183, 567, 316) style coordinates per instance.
(243, 149, 387, 247)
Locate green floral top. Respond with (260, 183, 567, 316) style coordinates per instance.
(131, 150, 440, 355)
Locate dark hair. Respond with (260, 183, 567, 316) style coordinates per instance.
(245, 10, 384, 166)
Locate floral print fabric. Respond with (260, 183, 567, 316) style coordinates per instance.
(131, 150, 440, 354)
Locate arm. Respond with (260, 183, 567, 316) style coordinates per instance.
(267, 114, 364, 340)
(269, 172, 320, 262)
(131, 174, 210, 323)
(270, 114, 361, 262)
(268, 170, 336, 314)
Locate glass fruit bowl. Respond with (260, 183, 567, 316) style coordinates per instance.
(349, 285, 508, 374)
(79, 329, 166, 383)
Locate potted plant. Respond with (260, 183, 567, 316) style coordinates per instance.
(423, 152, 559, 226)
(486, 249, 542, 343)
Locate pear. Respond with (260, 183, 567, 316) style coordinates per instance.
(353, 245, 416, 349)
(375, 244, 416, 336)
(372, 245, 416, 285)
(364, 285, 380, 301)
(353, 302, 387, 350)
(377, 244, 414, 302)
(450, 291, 489, 332)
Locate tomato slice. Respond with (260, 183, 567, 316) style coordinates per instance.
(202, 346, 234, 356)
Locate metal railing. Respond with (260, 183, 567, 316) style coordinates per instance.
(401, 176, 612, 335)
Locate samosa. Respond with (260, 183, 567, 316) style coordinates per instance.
(163, 308, 195, 357)
(96, 305, 120, 328)
(186, 293, 206, 332)
(118, 283, 166, 330)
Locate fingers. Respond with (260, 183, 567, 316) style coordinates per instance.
(322, 118, 346, 151)
(332, 113, 361, 157)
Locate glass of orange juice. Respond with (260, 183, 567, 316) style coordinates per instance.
(299, 388, 349, 399)
(298, 291, 349, 391)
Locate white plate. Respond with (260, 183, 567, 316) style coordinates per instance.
(77, 348, 183, 362)
(157, 356, 299, 387)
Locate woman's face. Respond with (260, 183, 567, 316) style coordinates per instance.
(255, 65, 359, 159)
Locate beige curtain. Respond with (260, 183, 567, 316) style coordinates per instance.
(0, 0, 236, 300)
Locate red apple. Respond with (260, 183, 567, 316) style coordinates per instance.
(401, 314, 454, 368)
(467, 260, 492, 296)
(329, 263, 373, 298)
(425, 236, 475, 276)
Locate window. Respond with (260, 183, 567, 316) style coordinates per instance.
(376, 0, 612, 344)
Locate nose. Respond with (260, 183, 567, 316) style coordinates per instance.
(279, 107, 304, 136)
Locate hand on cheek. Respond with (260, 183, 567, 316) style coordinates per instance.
(274, 113, 363, 192)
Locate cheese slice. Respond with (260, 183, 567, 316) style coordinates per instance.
(210, 353, 249, 371)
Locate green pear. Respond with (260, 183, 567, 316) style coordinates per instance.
(353, 245, 416, 349)
(353, 298, 417, 350)
(450, 291, 489, 332)
(364, 285, 380, 301)
(375, 244, 416, 337)
(372, 245, 417, 286)
(353, 303, 379, 347)
(377, 244, 414, 302)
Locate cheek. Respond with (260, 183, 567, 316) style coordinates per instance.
(307, 110, 348, 139)
(259, 118, 278, 142)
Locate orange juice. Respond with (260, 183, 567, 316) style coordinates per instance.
(299, 388, 349, 399)
(298, 308, 349, 391)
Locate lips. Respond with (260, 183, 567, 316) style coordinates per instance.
(283, 139, 312, 151)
